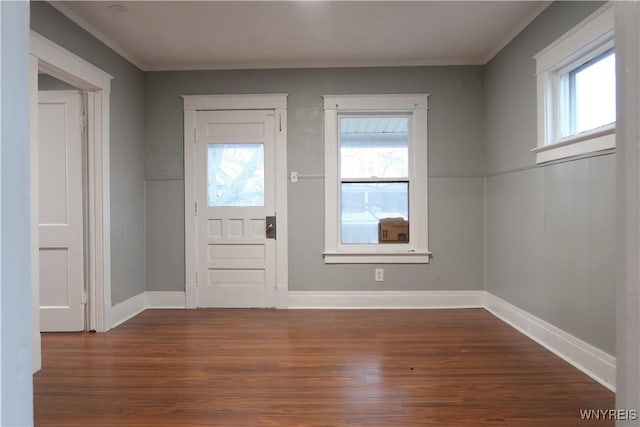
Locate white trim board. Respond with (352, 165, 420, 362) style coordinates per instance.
(182, 94, 288, 111)
(484, 293, 616, 392)
(110, 291, 186, 329)
(30, 31, 113, 91)
(287, 291, 485, 309)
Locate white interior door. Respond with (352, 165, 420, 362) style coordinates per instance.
(195, 110, 276, 307)
(38, 90, 85, 331)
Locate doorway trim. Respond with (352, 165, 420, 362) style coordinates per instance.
(29, 31, 113, 370)
(182, 94, 289, 309)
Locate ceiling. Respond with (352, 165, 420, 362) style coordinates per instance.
(51, 1, 551, 72)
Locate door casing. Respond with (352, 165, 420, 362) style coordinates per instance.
(30, 31, 113, 372)
(182, 94, 289, 309)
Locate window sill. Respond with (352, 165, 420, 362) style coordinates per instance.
(323, 251, 432, 264)
(533, 126, 615, 163)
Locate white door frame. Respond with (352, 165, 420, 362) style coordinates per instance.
(182, 94, 289, 309)
(29, 31, 113, 371)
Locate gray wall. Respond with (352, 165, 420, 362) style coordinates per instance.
(1, 0, 34, 424)
(38, 73, 77, 91)
(145, 67, 485, 292)
(31, 2, 146, 305)
(484, 1, 615, 355)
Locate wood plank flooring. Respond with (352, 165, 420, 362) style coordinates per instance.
(34, 309, 614, 426)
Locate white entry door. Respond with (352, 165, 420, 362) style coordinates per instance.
(195, 110, 277, 307)
(38, 90, 85, 331)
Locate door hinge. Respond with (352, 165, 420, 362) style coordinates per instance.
(279, 114, 282, 132)
(195, 201, 198, 216)
(79, 113, 87, 130)
(81, 289, 88, 305)
(195, 272, 199, 287)
(194, 127, 197, 142)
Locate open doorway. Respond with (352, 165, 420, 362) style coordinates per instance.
(30, 31, 113, 372)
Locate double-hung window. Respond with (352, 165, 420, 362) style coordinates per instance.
(534, 3, 615, 163)
(323, 94, 430, 264)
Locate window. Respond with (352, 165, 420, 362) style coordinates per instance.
(534, 4, 615, 163)
(340, 116, 409, 244)
(323, 95, 430, 264)
(559, 49, 615, 138)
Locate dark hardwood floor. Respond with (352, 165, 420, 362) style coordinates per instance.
(34, 309, 614, 426)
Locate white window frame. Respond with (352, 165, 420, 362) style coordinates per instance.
(323, 94, 431, 264)
(533, 3, 615, 164)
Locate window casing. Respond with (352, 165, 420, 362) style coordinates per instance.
(323, 94, 430, 264)
(534, 4, 615, 163)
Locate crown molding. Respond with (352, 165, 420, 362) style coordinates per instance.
(143, 57, 484, 72)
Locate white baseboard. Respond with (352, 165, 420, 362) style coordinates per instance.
(287, 290, 486, 309)
(110, 292, 146, 329)
(145, 291, 186, 308)
(484, 292, 616, 392)
(111, 291, 186, 328)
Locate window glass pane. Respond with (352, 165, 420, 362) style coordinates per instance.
(561, 50, 616, 138)
(574, 51, 615, 134)
(340, 117, 408, 179)
(341, 182, 408, 244)
(207, 143, 264, 207)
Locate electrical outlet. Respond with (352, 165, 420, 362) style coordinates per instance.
(375, 268, 384, 282)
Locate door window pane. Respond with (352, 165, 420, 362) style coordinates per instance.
(340, 117, 408, 179)
(341, 182, 408, 244)
(207, 143, 264, 207)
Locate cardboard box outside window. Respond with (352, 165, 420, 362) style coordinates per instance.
(378, 217, 409, 243)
